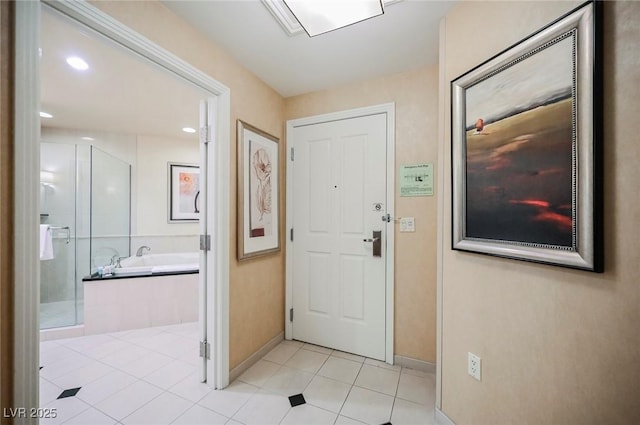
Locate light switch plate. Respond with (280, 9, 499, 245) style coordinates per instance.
(399, 217, 415, 232)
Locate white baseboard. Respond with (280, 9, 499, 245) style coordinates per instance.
(40, 325, 85, 341)
(394, 354, 436, 374)
(435, 408, 456, 425)
(229, 331, 284, 382)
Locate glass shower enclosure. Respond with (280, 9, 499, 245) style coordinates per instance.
(40, 143, 130, 330)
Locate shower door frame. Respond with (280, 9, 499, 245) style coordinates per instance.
(13, 0, 231, 411)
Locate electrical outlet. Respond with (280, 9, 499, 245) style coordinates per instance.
(468, 352, 481, 381)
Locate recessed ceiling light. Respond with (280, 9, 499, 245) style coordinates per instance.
(40, 112, 53, 119)
(81, 136, 95, 141)
(182, 127, 197, 134)
(66, 56, 89, 71)
(283, 0, 384, 37)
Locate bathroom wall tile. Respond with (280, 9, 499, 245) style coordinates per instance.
(117, 280, 152, 331)
(175, 275, 199, 323)
(149, 280, 181, 326)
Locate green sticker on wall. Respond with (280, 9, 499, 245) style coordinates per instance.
(399, 163, 433, 197)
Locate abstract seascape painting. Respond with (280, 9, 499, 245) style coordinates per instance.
(451, 1, 602, 271)
(465, 36, 574, 247)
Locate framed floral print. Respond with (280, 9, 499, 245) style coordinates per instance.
(168, 163, 200, 222)
(237, 120, 280, 260)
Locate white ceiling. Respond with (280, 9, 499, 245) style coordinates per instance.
(40, 1, 455, 140)
(162, 0, 457, 97)
(41, 6, 205, 141)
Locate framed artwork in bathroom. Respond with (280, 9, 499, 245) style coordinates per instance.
(450, 1, 603, 272)
(237, 120, 280, 260)
(168, 163, 200, 222)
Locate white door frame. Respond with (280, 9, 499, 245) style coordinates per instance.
(13, 0, 230, 411)
(285, 103, 396, 363)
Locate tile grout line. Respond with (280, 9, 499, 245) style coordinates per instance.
(331, 357, 365, 424)
(43, 329, 437, 425)
(41, 324, 200, 424)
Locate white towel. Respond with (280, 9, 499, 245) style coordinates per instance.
(40, 224, 54, 260)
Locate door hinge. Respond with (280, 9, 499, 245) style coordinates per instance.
(290, 228, 294, 242)
(199, 126, 208, 145)
(199, 340, 211, 359)
(289, 308, 294, 322)
(200, 234, 211, 251)
(290, 147, 294, 161)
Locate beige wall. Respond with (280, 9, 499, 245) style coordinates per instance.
(0, 0, 14, 415)
(285, 66, 439, 363)
(135, 135, 199, 237)
(439, 2, 640, 424)
(91, 1, 286, 369)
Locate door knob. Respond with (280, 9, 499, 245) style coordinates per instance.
(363, 231, 382, 257)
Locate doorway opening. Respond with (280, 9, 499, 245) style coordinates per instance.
(14, 0, 230, 411)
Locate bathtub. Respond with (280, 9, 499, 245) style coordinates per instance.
(83, 251, 199, 335)
(114, 252, 199, 276)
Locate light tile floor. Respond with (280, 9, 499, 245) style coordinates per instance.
(40, 323, 436, 425)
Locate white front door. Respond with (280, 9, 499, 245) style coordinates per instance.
(290, 112, 388, 361)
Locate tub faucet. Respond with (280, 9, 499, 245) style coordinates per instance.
(136, 245, 150, 257)
(110, 255, 126, 268)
